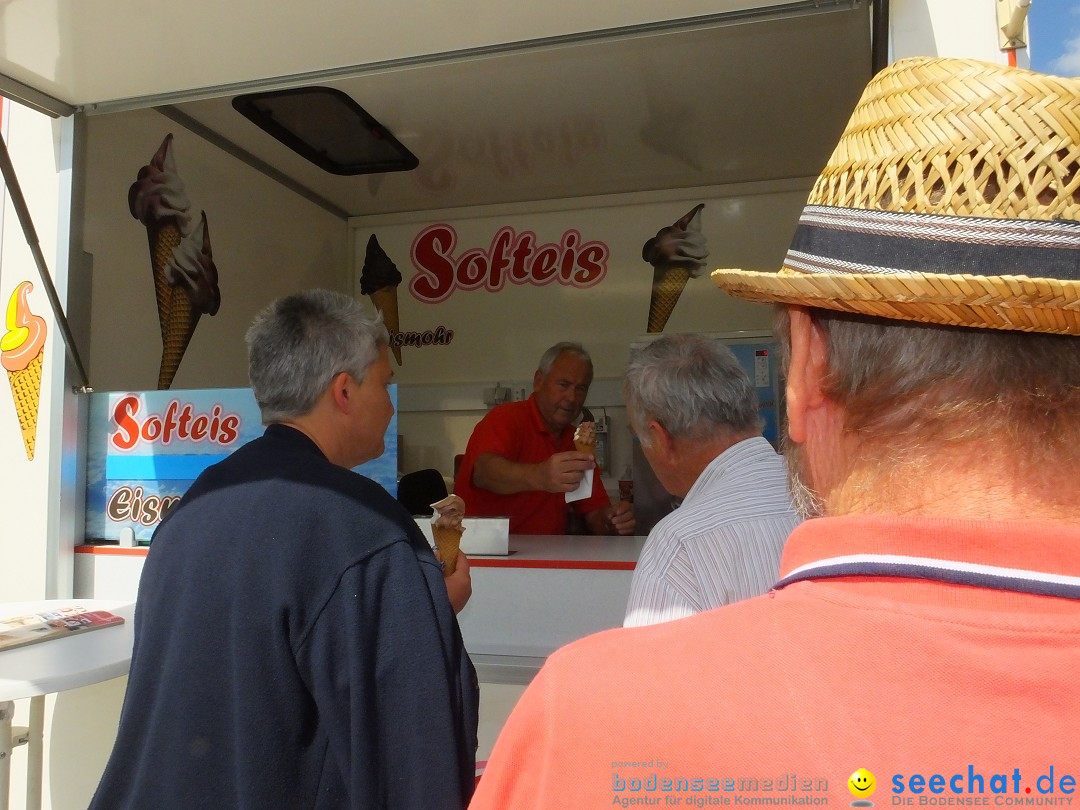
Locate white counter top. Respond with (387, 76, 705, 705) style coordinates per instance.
(473, 534, 645, 567)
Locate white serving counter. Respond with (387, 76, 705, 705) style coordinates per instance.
(74, 534, 646, 683)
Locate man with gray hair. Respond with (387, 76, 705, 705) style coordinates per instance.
(456, 341, 635, 535)
(92, 289, 479, 810)
(623, 334, 798, 627)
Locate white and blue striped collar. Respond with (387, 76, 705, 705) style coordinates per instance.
(775, 553, 1080, 600)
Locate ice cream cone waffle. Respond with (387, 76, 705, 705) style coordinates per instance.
(430, 494, 466, 576)
(7, 351, 42, 460)
(158, 289, 200, 389)
(647, 266, 691, 333)
(432, 525, 464, 575)
(371, 287, 401, 365)
(149, 222, 182, 339)
(2, 282, 47, 462)
(574, 421, 597, 456)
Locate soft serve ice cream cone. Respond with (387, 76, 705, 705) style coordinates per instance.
(1, 282, 47, 460)
(359, 234, 404, 365)
(128, 134, 193, 345)
(642, 203, 709, 333)
(430, 494, 466, 576)
(157, 212, 220, 389)
(573, 420, 596, 456)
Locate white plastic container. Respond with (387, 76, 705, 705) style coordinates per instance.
(414, 516, 510, 555)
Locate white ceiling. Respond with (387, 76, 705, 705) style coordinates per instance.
(0, 0, 857, 108)
(0, 0, 873, 218)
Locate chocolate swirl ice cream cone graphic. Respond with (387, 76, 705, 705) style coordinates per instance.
(642, 203, 709, 333)
(1, 282, 47, 460)
(128, 134, 220, 389)
(359, 234, 404, 365)
(129, 135, 190, 339)
(158, 213, 221, 389)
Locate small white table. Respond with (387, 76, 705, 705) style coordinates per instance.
(0, 599, 134, 810)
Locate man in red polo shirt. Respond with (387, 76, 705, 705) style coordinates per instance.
(455, 342, 635, 535)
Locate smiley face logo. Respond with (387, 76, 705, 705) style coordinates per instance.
(848, 768, 877, 798)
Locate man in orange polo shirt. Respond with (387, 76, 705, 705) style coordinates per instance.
(455, 341, 635, 535)
(471, 57, 1080, 808)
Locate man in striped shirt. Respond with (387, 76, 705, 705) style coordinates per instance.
(622, 334, 799, 627)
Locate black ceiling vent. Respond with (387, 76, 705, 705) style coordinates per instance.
(232, 86, 418, 176)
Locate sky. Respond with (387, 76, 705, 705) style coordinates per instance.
(1028, 0, 1080, 73)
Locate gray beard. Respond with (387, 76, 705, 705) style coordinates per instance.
(783, 433, 825, 519)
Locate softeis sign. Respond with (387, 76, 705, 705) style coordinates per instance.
(86, 388, 399, 543)
(408, 223, 610, 303)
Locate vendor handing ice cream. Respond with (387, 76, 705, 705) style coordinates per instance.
(454, 342, 635, 536)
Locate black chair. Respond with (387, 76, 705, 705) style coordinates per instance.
(397, 468, 449, 517)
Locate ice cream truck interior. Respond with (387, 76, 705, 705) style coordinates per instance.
(0, 0, 1028, 806)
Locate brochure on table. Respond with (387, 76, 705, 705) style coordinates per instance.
(0, 606, 125, 652)
(85, 387, 398, 543)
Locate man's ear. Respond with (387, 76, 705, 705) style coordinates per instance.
(533, 369, 543, 392)
(785, 306, 829, 444)
(646, 420, 676, 463)
(329, 371, 352, 414)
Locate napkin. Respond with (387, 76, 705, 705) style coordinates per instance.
(565, 468, 593, 503)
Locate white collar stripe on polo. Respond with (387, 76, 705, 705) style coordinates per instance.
(775, 553, 1080, 599)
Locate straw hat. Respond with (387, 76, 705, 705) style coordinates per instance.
(711, 56, 1080, 335)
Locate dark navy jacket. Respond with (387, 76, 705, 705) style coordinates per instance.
(91, 424, 479, 809)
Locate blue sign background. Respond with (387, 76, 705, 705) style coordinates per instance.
(85, 387, 398, 543)
(726, 342, 782, 448)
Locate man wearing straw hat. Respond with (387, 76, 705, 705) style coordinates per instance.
(471, 56, 1079, 807)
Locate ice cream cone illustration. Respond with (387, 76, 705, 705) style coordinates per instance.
(430, 494, 466, 576)
(1, 282, 48, 460)
(642, 203, 709, 333)
(359, 234, 404, 365)
(128, 134, 192, 344)
(157, 212, 220, 389)
(129, 136, 220, 389)
(647, 266, 691, 333)
(149, 223, 181, 339)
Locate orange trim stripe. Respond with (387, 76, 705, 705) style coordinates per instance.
(76, 545, 148, 556)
